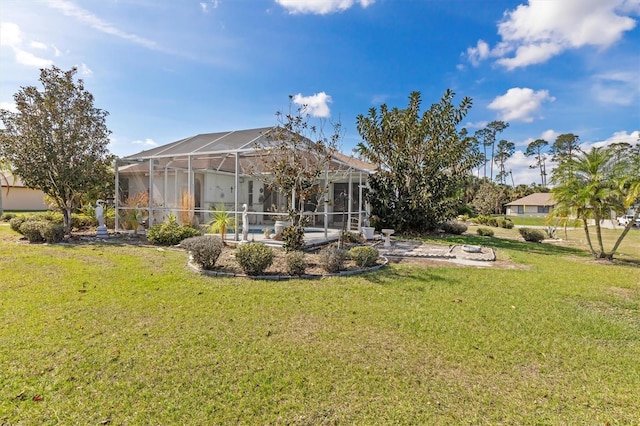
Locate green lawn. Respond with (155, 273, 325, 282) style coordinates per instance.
(1, 224, 639, 424)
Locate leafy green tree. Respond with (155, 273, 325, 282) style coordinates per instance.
(0, 66, 113, 235)
(525, 139, 549, 187)
(494, 139, 515, 184)
(356, 90, 482, 232)
(549, 133, 581, 183)
(551, 145, 639, 259)
(471, 181, 508, 215)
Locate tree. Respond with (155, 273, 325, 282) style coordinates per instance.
(549, 133, 581, 183)
(0, 66, 113, 235)
(494, 139, 515, 185)
(525, 139, 549, 187)
(551, 145, 640, 259)
(0, 159, 13, 217)
(356, 90, 482, 232)
(251, 96, 341, 227)
(471, 182, 508, 215)
(474, 121, 509, 180)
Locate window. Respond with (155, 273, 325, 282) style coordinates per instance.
(517, 205, 524, 214)
(537, 206, 550, 213)
(248, 181, 253, 207)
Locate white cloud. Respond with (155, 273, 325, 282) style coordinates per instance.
(276, 0, 374, 15)
(591, 71, 639, 105)
(505, 151, 544, 185)
(585, 130, 640, 149)
(29, 41, 48, 50)
(44, 0, 159, 50)
(80, 63, 93, 76)
(540, 129, 559, 143)
(14, 49, 53, 68)
(467, 0, 638, 69)
(201, 0, 220, 12)
(132, 138, 158, 147)
(464, 121, 489, 129)
(0, 22, 21, 47)
(466, 39, 490, 66)
(292, 92, 332, 117)
(488, 88, 555, 122)
(0, 101, 18, 113)
(0, 22, 53, 68)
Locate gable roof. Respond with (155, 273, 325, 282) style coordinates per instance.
(121, 126, 375, 174)
(505, 192, 555, 207)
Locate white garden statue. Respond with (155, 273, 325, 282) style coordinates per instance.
(95, 199, 108, 238)
(241, 203, 249, 242)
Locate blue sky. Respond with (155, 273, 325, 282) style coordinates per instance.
(1, 0, 639, 185)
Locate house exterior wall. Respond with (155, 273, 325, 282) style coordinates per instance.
(506, 205, 552, 216)
(1, 187, 48, 211)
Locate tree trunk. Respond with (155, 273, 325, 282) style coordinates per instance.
(582, 218, 597, 257)
(593, 216, 606, 258)
(608, 212, 640, 258)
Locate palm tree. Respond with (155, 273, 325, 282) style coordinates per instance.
(208, 204, 235, 243)
(551, 146, 636, 259)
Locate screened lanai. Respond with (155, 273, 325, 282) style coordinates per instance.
(114, 127, 376, 239)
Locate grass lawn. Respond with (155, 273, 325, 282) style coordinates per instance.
(1, 223, 639, 424)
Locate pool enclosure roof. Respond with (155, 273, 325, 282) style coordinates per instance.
(120, 126, 376, 175)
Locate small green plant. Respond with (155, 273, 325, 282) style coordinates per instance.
(319, 245, 347, 273)
(441, 220, 468, 235)
(40, 222, 65, 243)
(348, 246, 379, 267)
(147, 217, 200, 246)
(281, 225, 305, 252)
(477, 227, 494, 237)
(209, 204, 235, 242)
(285, 251, 307, 276)
(0, 212, 17, 222)
(519, 227, 545, 242)
(181, 235, 224, 270)
(234, 243, 274, 276)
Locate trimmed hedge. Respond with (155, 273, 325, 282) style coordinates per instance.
(181, 235, 224, 270)
(285, 251, 307, 276)
(348, 246, 379, 267)
(519, 227, 545, 243)
(235, 243, 274, 276)
(319, 246, 347, 273)
(477, 227, 494, 237)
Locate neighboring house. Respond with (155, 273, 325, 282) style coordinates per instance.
(1, 172, 49, 211)
(505, 192, 555, 216)
(115, 127, 375, 231)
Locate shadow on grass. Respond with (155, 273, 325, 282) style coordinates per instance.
(361, 261, 461, 287)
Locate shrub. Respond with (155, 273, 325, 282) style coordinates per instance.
(475, 215, 491, 225)
(339, 231, 364, 245)
(1, 212, 17, 222)
(19, 221, 46, 243)
(285, 251, 307, 276)
(487, 217, 498, 227)
(349, 246, 379, 267)
(147, 217, 201, 246)
(235, 243, 274, 276)
(181, 235, 224, 270)
(39, 222, 65, 243)
(477, 227, 494, 237)
(319, 245, 347, 273)
(71, 213, 95, 229)
(282, 225, 305, 252)
(519, 227, 545, 243)
(441, 220, 468, 235)
(9, 215, 27, 233)
(502, 218, 514, 229)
